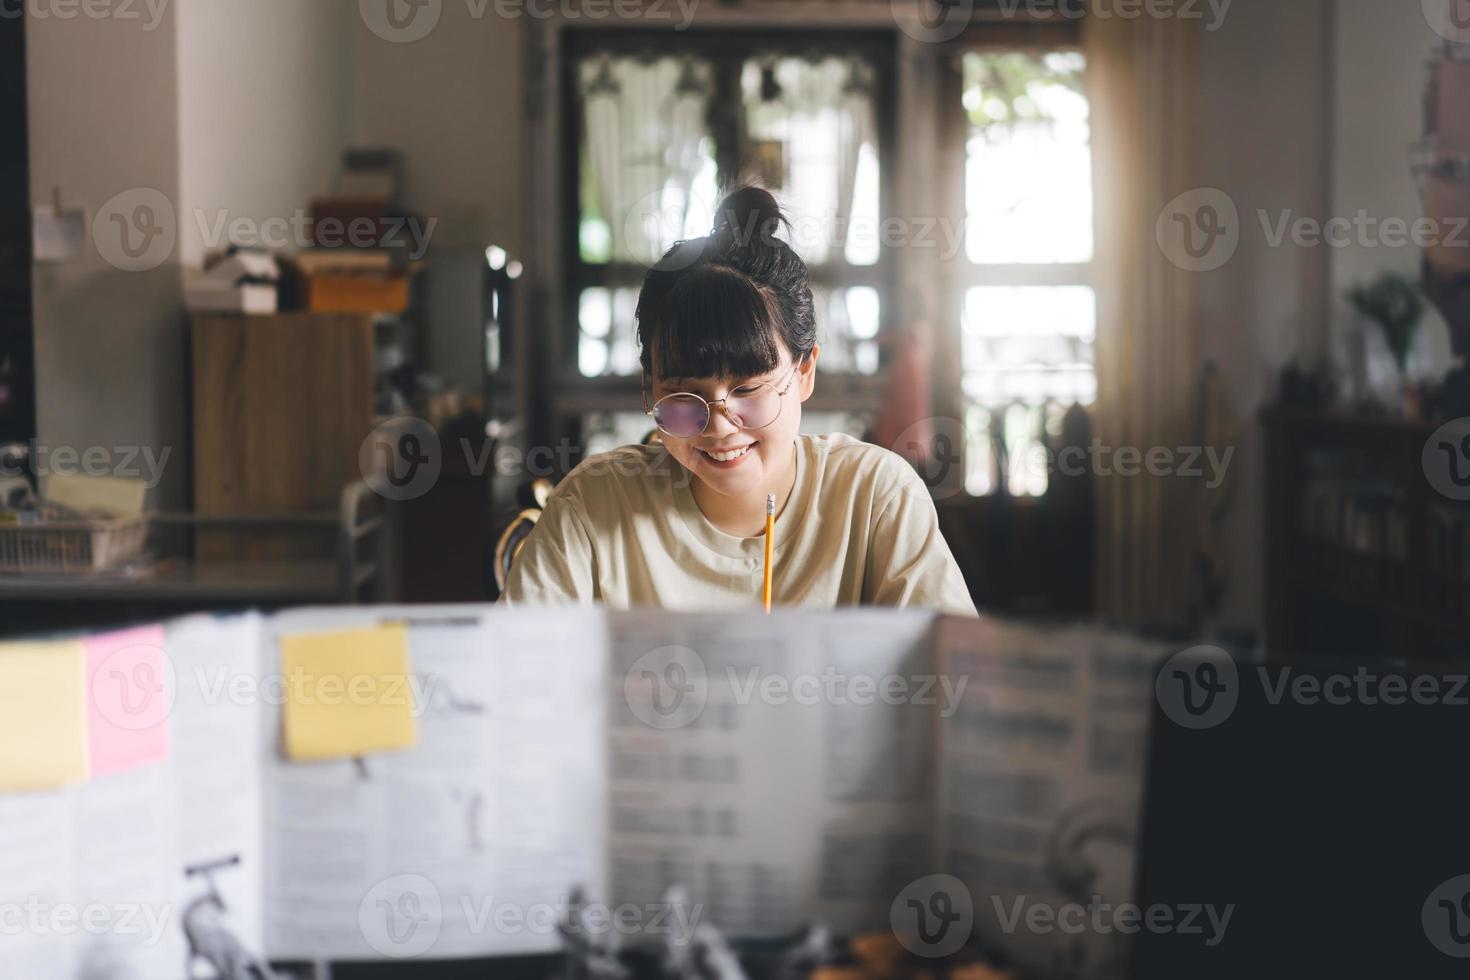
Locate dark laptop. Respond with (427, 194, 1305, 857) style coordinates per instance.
(1131, 656, 1470, 978)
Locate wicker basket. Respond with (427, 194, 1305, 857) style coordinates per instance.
(0, 507, 150, 574)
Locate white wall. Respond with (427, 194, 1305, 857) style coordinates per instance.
(1196, 0, 1335, 633)
(27, 1, 352, 507)
(27, 7, 188, 505)
(1331, 0, 1453, 396)
(345, 3, 525, 394)
(175, 0, 352, 268)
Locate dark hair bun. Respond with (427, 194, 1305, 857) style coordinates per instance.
(710, 185, 785, 248)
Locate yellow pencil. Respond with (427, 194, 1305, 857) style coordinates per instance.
(763, 493, 775, 614)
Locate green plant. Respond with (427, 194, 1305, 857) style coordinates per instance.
(1348, 273, 1424, 375)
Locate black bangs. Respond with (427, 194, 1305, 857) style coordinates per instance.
(641, 264, 785, 382)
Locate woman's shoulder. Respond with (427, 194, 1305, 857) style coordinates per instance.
(801, 433, 926, 503)
(550, 443, 679, 506)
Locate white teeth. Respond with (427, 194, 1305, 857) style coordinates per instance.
(704, 444, 753, 463)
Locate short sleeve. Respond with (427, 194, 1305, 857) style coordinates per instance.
(498, 490, 598, 605)
(863, 475, 978, 617)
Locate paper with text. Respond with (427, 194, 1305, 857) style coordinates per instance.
(935, 617, 1163, 980)
(608, 609, 938, 938)
(263, 606, 609, 960)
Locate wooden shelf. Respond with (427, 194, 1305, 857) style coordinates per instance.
(1264, 410, 1470, 662)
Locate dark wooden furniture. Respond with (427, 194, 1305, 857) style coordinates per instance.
(1264, 409, 1470, 661)
(0, 12, 34, 446)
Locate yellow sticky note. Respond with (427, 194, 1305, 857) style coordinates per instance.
(280, 624, 418, 762)
(0, 641, 89, 792)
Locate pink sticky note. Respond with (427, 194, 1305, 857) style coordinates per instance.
(84, 625, 171, 777)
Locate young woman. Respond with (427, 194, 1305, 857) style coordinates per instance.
(501, 187, 976, 615)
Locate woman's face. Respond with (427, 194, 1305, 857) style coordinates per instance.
(649, 346, 819, 499)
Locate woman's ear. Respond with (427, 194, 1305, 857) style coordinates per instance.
(798, 345, 820, 402)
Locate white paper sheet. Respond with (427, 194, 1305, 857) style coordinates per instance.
(935, 617, 1164, 980)
(608, 609, 939, 939)
(261, 606, 608, 961)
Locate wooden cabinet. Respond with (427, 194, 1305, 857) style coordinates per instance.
(190, 313, 376, 557)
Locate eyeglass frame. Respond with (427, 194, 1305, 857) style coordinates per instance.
(642, 356, 809, 438)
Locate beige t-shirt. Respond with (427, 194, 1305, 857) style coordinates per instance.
(499, 433, 977, 616)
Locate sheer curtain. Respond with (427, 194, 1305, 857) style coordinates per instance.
(1085, 16, 1204, 630)
(747, 57, 875, 263)
(582, 57, 712, 264)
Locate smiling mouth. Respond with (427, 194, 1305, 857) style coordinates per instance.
(699, 442, 757, 463)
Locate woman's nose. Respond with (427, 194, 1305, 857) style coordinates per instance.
(705, 400, 742, 435)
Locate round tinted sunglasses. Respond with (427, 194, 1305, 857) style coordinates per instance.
(644, 359, 807, 439)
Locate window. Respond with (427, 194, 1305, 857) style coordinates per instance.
(955, 50, 1095, 497)
(562, 33, 896, 453)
